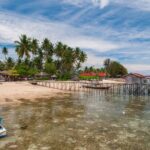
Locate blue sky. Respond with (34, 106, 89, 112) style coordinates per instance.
(0, 0, 150, 74)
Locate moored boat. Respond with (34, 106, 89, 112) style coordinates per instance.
(83, 85, 110, 89)
(82, 83, 111, 90)
(0, 118, 7, 138)
(0, 125, 7, 138)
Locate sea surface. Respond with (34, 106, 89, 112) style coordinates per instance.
(0, 91, 150, 150)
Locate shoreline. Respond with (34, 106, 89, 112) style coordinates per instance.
(0, 82, 70, 106)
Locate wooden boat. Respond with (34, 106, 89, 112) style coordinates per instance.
(0, 118, 7, 138)
(0, 125, 7, 138)
(30, 81, 37, 85)
(83, 85, 110, 90)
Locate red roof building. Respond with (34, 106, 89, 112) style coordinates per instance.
(80, 72, 106, 77)
(98, 72, 106, 77)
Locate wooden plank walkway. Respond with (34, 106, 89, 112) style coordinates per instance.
(34, 81, 150, 96)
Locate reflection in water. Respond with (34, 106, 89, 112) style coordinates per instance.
(0, 92, 150, 150)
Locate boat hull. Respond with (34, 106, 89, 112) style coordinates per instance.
(0, 127, 7, 138)
(83, 85, 110, 90)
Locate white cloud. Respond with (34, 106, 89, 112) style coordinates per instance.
(63, 36, 120, 52)
(125, 64, 150, 73)
(113, 0, 150, 11)
(92, 0, 109, 8)
(84, 52, 106, 67)
(63, 0, 150, 11)
(100, 0, 109, 8)
(63, 0, 109, 8)
(62, 0, 89, 7)
(0, 11, 122, 65)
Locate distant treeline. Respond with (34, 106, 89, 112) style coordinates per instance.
(0, 35, 127, 80)
(81, 58, 128, 78)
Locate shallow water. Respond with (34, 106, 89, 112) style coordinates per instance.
(0, 91, 150, 150)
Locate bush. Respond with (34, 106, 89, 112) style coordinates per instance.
(79, 76, 99, 80)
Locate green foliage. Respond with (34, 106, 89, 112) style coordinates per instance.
(105, 60, 128, 77)
(82, 66, 106, 73)
(0, 61, 5, 71)
(58, 72, 72, 80)
(79, 76, 99, 80)
(15, 35, 32, 58)
(35, 77, 50, 80)
(15, 64, 28, 76)
(5, 57, 15, 70)
(28, 68, 39, 76)
(9, 70, 19, 77)
(44, 62, 56, 75)
(15, 64, 38, 77)
(1, 34, 87, 79)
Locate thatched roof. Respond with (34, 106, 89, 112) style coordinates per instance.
(0, 70, 19, 76)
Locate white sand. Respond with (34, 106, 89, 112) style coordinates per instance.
(0, 82, 69, 106)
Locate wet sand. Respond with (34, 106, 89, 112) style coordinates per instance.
(0, 82, 69, 106)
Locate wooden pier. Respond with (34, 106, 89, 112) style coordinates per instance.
(34, 81, 150, 96)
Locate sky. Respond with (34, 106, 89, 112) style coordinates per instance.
(0, 0, 150, 74)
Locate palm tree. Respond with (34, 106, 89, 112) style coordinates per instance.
(73, 47, 81, 69)
(6, 57, 14, 70)
(41, 38, 53, 62)
(2, 47, 8, 61)
(15, 35, 31, 58)
(35, 48, 44, 71)
(104, 58, 111, 74)
(31, 38, 39, 55)
(54, 42, 64, 59)
(79, 51, 87, 63)
(104, 59, 111, 68)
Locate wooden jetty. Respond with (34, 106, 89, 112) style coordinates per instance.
(33, 81, 150, 96)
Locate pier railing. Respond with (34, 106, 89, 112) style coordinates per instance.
(34, 81, 150, 96)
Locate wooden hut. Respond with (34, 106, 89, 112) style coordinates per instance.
(0, 70, 19, 81)
(124, 73, 146, 84)
(145, 76, 150, 84)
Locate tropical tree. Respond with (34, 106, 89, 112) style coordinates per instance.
(103, 58, 128, 77)
(44, 62, 56, 76)
(54, 42, 64, 60)
(5, 57, 15, 70)
(2, 47, 8, 61)
(0, 35, 87, 79)
(15, 34, 31, 58)
(104, 58, 111, 72)
(41, 38, 53, 62)
(0, 61, 5, 71)
(31, 38, 39, 55)
(79, 51, 87, 63)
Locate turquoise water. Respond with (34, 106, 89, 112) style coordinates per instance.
(0, 91, 150, 150)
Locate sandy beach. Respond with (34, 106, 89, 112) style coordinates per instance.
(0, 82, 69, 106)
